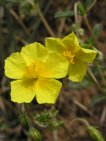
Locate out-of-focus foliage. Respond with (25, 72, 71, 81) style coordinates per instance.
(32, 108, 63, 130)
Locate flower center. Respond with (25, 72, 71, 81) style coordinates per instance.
(63, 50, 75, 64)
(25, 62, 45, 78)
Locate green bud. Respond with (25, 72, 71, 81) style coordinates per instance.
(77, 28, 84, 36)
(71, 24, 84, 36)
(19, 114, 29, 130)
(87, 126, 104, 141)
(96, 50, 103, 61)
(29, 128, 42, 141)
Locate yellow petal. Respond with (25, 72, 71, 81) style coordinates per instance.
(76, 48, 97, 63)
(43, 53, 69, 79)
(5, 53, 26, 79)
(62, 32, 80, 53)
(21, 42, 48, 65)
(11, 80, 36, 103)
(64, 32, 78, 39)
(35, 78, 62, 104)
(68, 60, 87, 82)
(46, 37, 66, 53)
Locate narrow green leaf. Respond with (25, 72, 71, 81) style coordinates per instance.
(54, 10, 74, 18)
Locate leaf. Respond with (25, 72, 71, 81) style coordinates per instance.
(77, 2, 87, 16)
(91, 95, 106, 106)
(54, 10, 74, 18)
(81, 43, 93, 49)
(20, 0, 32, 16)
(67, 76, 93, 89)
(85, 37, 95, 46)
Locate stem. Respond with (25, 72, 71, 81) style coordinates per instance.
(62, 124, 73, 140)
(35, 3, 56, 37)
(82, 10, 106, 88)
(69, 118, 90, 128)
(83, 16, 92, 35)
(74, 2, 82, 26)
(100, 105, 106, 124)
(87, 0, 97, 12)
(20, 104, 32, 128)
(28, 0, 56, 37)
(82, 1, 98, 46)
(10, 9, 29, 35)
(72, 99, 93, 116)
(83, 15, 106, 89)
(87, 67, 101, 90)
(83, 15, 98, 46)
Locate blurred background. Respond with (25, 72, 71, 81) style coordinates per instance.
(0, 0, 106, 141)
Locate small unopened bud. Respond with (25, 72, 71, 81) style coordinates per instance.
(29, 128, 42, 141)
(87, 126, 104, 141)
(77, 28, 84, 36)
(19, 114, 29, 130)
(96, 50, 103, 61)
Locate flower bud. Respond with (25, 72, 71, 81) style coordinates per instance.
(19, 114, 29, 130)
(87, 126, 104, 141)
(96, 50, 104, 61)
(29, 128, 42, 141)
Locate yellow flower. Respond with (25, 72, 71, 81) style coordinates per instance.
(5, 42, 69, 104)
(46, 32, 97, 82)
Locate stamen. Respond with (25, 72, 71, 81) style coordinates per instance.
(25, 62, 45, 78)
(63, 50, 75, 64)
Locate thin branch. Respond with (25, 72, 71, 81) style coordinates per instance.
(87, 0, 97, 12)
(10, 9, 30, 35)
(87, 67, 101, 90)
(28, 0, 56, 37)
(100, 105, 106, 124)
